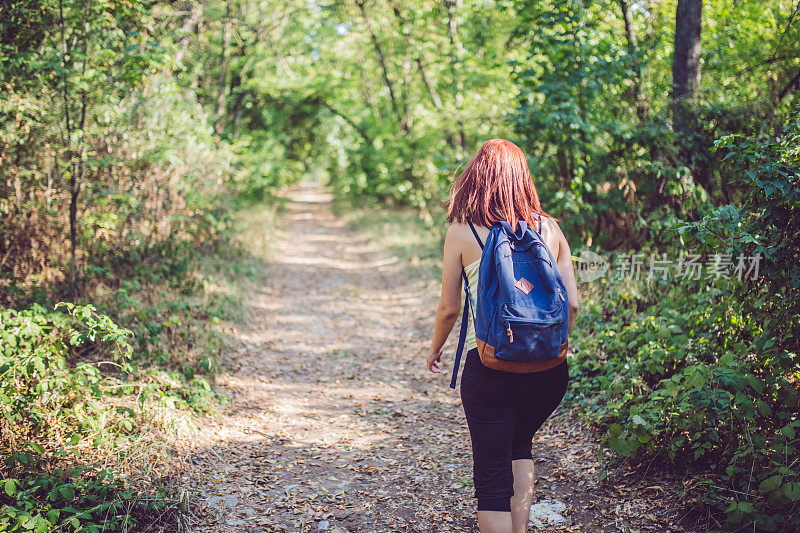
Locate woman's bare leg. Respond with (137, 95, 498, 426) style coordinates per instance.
(477, 510, 513, 533)
(510, 459, 535, 533)
(475, 459, 534, 533)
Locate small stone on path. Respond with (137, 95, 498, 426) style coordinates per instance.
(205, 495, 239, 509)
(529, 499, 567, 528)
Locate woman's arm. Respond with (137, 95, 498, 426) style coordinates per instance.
(426, 224, 464, 373)
(554, 224, 580, 334)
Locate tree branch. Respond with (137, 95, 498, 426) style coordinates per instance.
(319, 100, 371, 145)
(356, 0, 403, 128)
(778, 69, 800, 101)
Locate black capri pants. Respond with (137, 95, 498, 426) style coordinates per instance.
(460, 347, 569, 512)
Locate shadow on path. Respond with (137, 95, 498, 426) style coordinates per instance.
(184, 185, 690, 533)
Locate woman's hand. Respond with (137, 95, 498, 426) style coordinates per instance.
(426, 347, 443, 373)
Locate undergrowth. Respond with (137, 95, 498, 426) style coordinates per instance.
(0, 303, 194, 531)
(569, 120, 800, 532)
(1, 199, 281, 531)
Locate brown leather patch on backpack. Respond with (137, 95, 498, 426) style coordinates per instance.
(515, 277, 534, 294)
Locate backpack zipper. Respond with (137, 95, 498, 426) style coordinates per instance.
(506, 323, 514, 343)
(557, 287, 565, 301)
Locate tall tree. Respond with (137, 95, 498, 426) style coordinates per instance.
(356, 0, 403, 130)
(445, 0, 467, 151)
(619, 0, 648, 120)
(671, 0, 702, 134)
(214, 0, 232, 136)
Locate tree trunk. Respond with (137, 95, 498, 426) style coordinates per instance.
(175, 0, 205, 64)
(556, 149, 573, 189)
(59, 0, 79, 299)
(671, 0, 713, 196)
(230, 85, 245, 140)
(445, 0, 467, 151)
(671, 0, 702, 133)
(400, 52, 413, 135)
(214, 1, 232, 136)
(356, 50, 379, 114)
(390, 2, 452, 146)
(229, 44, 246, 140)
(13, 148, 22, 213)
(619, 0, 648, 120)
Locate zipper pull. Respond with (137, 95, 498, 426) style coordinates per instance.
(558, 287, 565, 302)
(507, 324, 514, 343)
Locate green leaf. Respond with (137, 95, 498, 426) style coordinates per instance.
(46, 509, 59, 523)
(689, 368, 707, 388)
(758, 474, 782, 494)
(4, 478, 17, 497)
(27, 442, 44, 454)
(782, 482, 800, 501)
(745, 374, 764, 394)
(631, 415, 646, 426)
(610, 436, 633, 457)
(58, 484, 75, 500)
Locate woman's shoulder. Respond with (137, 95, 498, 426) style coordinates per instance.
(446, 221, 489, 237)
(446, 221, 491, 250)
(539, 215, 563, 236)
(538, 216, 565, 258)
(445, 221, 469, 238)
(444, 222, 471, 248)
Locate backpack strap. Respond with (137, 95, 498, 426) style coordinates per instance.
(531, 213, 542, 235)
(451, 219, 485, 389)
(499, 219, 528, 239)
(467, 219, 484, 250)
(450, 268, 472, 389)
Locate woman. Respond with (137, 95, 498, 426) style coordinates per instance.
(426, 139, 579, 533)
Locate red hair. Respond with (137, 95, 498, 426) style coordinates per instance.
(447, 138, 555, 230)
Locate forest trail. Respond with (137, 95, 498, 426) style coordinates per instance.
(184, 185, 686, 533)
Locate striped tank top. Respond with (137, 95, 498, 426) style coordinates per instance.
(464, 257, 480, 351)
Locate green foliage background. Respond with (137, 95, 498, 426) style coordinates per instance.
(1, 0, 798, 530)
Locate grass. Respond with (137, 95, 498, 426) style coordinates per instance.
(191, 199, 284, 323)
(334, 198, 447, 281)
(0, 196, 285, 533)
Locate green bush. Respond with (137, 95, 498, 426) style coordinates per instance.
(569, 118, 800, 530)
(572, 276, 799, 530)
(0, 463, 171, 532)
(0, 303, 134, 445)
(0, 303, 193, 531)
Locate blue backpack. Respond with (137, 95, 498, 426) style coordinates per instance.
(450, 216, 569, 389)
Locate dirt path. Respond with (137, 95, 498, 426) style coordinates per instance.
(184, 186, 689, 532)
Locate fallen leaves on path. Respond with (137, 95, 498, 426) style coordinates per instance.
(181, 187, 692, 533)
